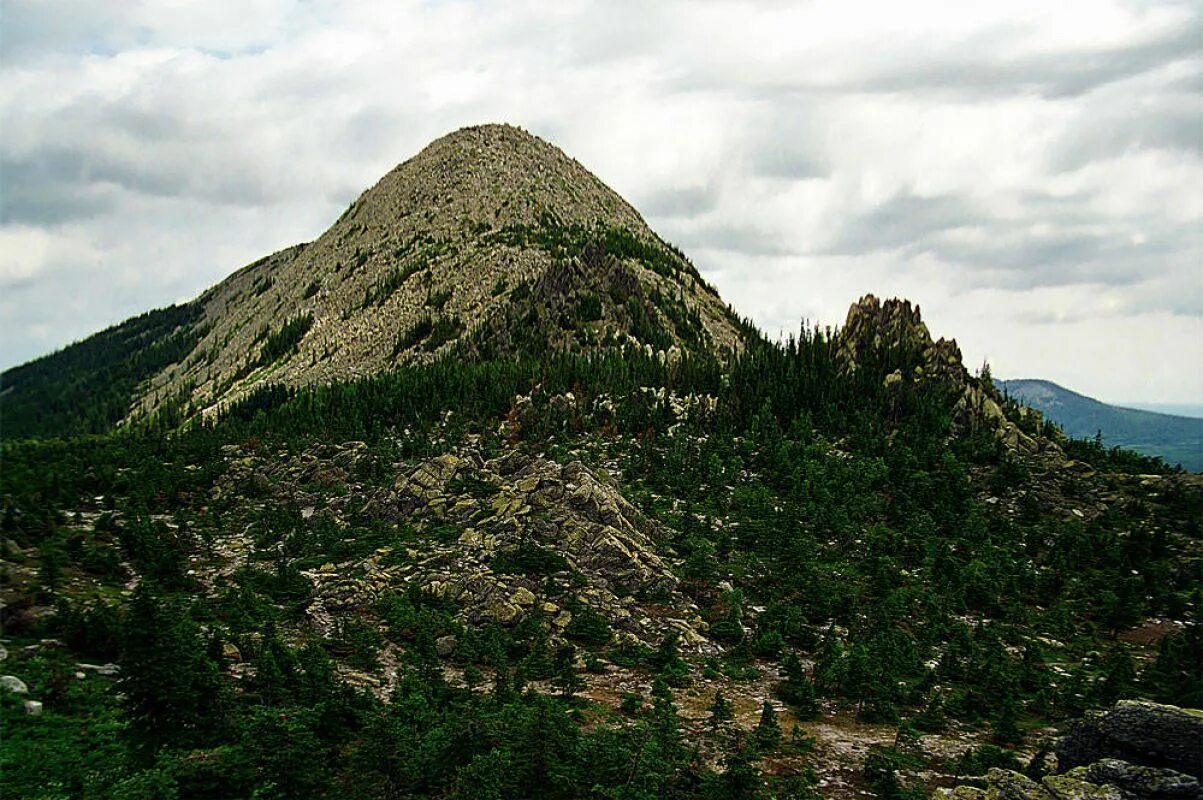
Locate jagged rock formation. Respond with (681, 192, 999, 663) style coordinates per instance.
(941, 701, 1202, 800)
(839, 294, 1062, 460)
(211, 437, 711, 655)
(124, 124, 743, 421)
(385, 451, 711, 647)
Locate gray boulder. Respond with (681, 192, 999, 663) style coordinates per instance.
(436, 635, 458, 658)
(1083, 759, 1200, 799)
(1057, 701, 1203, 780)
(1, 675, 28, 694)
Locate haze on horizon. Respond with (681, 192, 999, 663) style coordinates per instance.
(1, 0, 1200, 405)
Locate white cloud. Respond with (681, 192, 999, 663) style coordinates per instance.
(0, 0, 1199, 404)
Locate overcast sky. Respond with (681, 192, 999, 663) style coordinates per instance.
(2, 0, 1200, 403)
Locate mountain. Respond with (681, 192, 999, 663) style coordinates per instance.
(998, 378, 1203, 472)
(3, 126, 1200, 800)
(1, 124, 744, 439)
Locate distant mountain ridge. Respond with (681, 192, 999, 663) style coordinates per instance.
(997, 378, 1203, 472)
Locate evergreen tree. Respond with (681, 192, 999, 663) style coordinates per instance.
(754, 700, 782, 751)
(1142, 625, 1203, 707)
(552, 644, 582, 700)
(119, 581, 222, 751)
(911, 693, 946, 733)
(708, 690, 735, 731)
(991, 697, 1023, 746)
(716, 732, 761, 800)
(1097, 644, 1137, 705)
(777, 650, 819, 719)
(240, 706, 332, 800)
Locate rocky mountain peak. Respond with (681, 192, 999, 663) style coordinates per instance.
(125, 124, 745, 422)
(346, 123, 650, 235)
(839, 294, 1062, 459)
(838, 293, 962, 383)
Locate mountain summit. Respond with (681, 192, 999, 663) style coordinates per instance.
(4, 128, 1200, 800)
(2, 125, 745, 436)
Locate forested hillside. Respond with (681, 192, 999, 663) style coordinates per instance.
(0, 303, 204, 439)
(2, 127, 1199, 800)
(4, 304, 1199, 799)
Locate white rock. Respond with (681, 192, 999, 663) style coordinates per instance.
(1, 675, 28, 694)
(24, 700, 43, 716)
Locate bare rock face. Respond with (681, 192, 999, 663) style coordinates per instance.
(1056, 701, 1203, 781)
(238, 441, 712, 653)
(386, 450, 709, 648)
(1083, 760, 1200, 799)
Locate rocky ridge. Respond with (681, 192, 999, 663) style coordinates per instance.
(210, 437, 712, 658)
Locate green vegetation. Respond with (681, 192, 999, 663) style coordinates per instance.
(488, 216, 704, 283)
(1, 311, 1198, 799)
(258, 312, 313, 366)
(1, 302, 205, 439)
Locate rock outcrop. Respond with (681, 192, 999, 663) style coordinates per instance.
(364, 450, 709, 649)
(839, 295, 1061, 460)
(214, 439, 712, 653)
(1056, 701, 1203, 780)
(940, 701, 1203, 800)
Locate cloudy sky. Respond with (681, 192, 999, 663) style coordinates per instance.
(2, 0, 1200, 404)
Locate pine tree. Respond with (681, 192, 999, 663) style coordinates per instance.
(718, 732, 761, 800)
(1097, 644, 1137, 705)
(992, 696, 1023, 745)
(552, 644, 582, 700)
(119, 581, 222, 751)
(650, 676, 682, 756)
(912, 692, 946, 733)
(708, 690, 734, 730)
(777, 650, 819, 719)
(754, 700, 782, 751)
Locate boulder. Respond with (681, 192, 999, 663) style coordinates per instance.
(1041, 773, 1124, 800)
(23, 700, 43, 716)
(436, 635, 458, 658)
(1083, 759, 1200, 799)
(1, 675, 28, 694)
(1057, 701, 1203, 780)
(986, 768, 1050, 800)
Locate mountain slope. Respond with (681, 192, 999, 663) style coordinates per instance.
(998, 378, 1203, 471)
(1, 124, 744, 438)
(0, 303, 204, 439)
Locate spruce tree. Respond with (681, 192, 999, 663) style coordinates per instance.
(119, 581, 222, 751)
(754, 700, 782, 751)
(708, 689, 735, 730)
(552, 644, 582, 700)
(777, 650, 819, 719)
